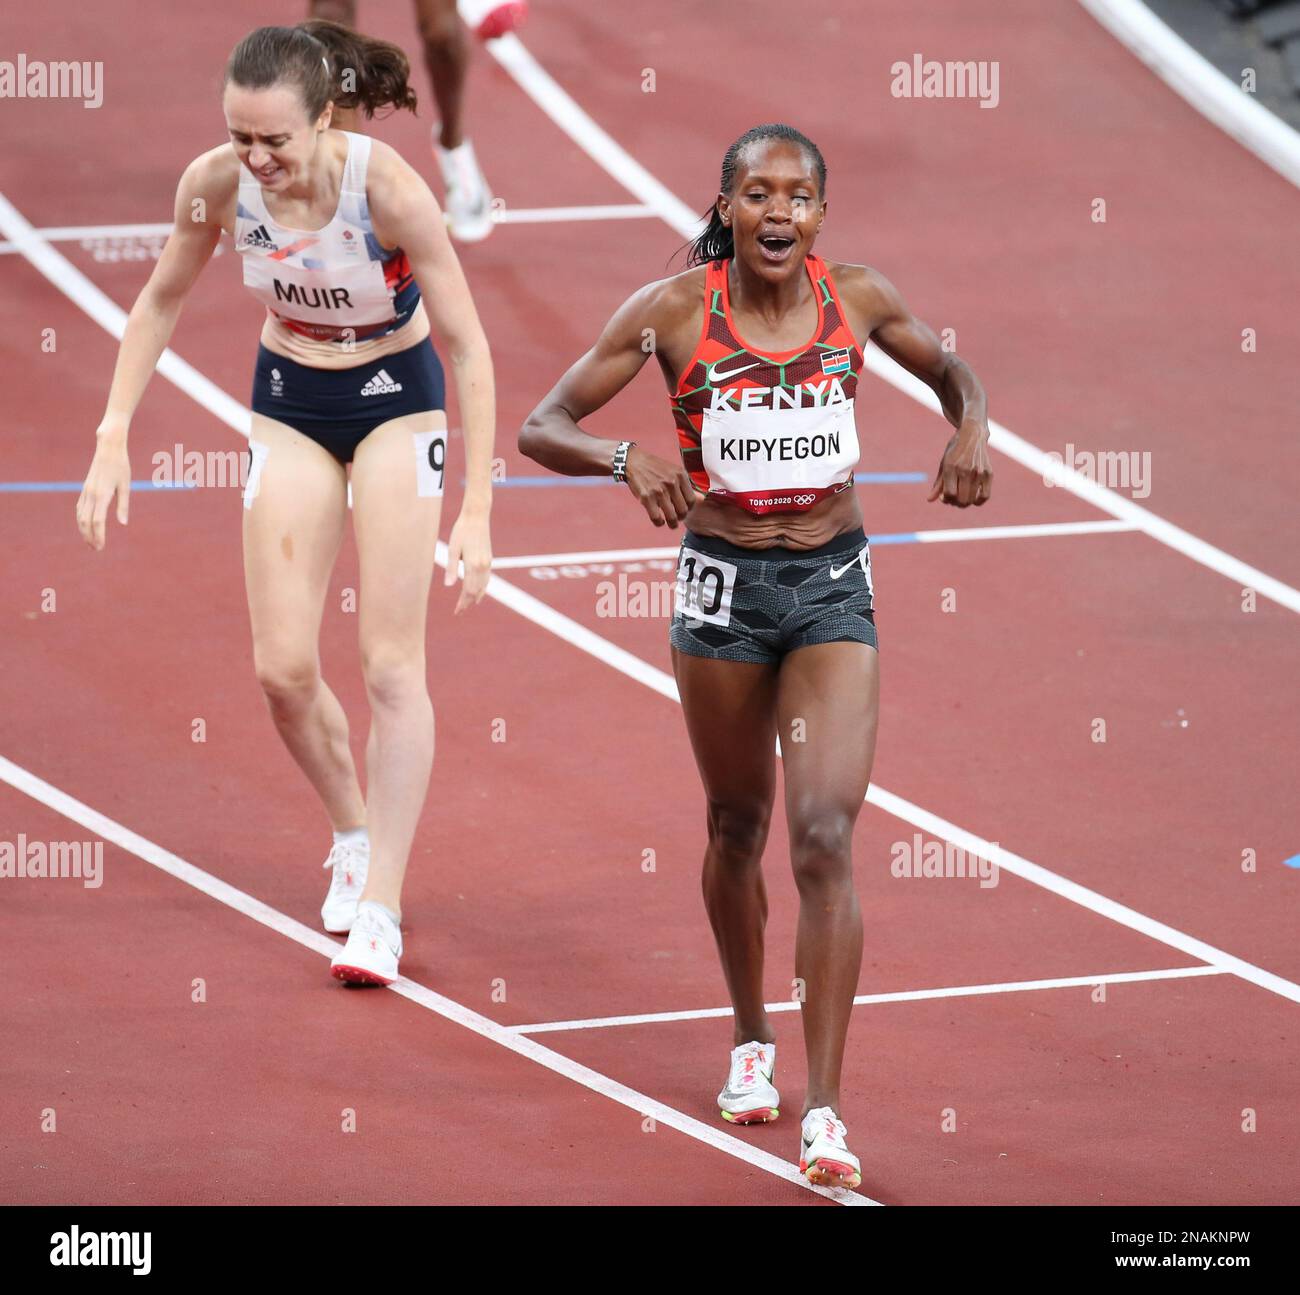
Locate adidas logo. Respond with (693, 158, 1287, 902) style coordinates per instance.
(360, 369, 402, 396)
(243, 224, 278, 251)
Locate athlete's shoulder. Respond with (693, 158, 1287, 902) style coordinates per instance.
(622, 264, 707, 325)
(182, 143, 241, 196)
(821, 259, 908, 333)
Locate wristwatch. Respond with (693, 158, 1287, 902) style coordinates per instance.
(612, 440, 636, 483)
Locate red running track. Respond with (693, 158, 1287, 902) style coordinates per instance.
(1, 0, 1297, 1204)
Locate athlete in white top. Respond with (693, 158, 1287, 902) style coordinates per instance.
(76, 21, 495, 987)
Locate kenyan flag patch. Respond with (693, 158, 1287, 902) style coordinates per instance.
(820, 347, 852, 375)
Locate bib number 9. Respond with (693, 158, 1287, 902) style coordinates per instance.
(414, 429, 447, 498)
(674, 547, 738, 627)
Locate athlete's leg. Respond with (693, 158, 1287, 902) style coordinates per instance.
(309, 0, 355, 23)
(243, 414, 365, 829)
(349, 410, 445, 914)
(413, 0, 469, 149)
(775, 641, 879, 1116)
(671, 649, 780, 1047)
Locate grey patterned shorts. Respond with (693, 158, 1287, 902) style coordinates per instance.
(669, 527, 878, 664)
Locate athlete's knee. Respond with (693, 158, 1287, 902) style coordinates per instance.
(706, 799, 771, 867)
(417, 0, 464, 54)
(789, 807, 855, 891)
(361, 643, 428, 709)
(253, 650, 319, 714)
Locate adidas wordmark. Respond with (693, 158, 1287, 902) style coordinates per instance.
(360, 369, 403, 396)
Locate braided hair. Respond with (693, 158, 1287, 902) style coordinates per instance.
(683, 123, 827, 267)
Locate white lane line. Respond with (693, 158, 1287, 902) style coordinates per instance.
(511, 966, 1228, 1034)
(0, 195, 249, 438)
(494, 203, 656, 223)
(489, 520, 1142, 569)
(441, 542, 1300, 1008)
(483, 31, 1300, 616)
(0, 752, 876, 1206)
(1077, 0, 1300, 192)
(0, 205, 659, 253)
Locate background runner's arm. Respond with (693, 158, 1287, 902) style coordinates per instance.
(370, 149, 495, 518)
(99, 155, 225, 438)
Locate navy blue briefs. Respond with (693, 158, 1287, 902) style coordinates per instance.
(250, 337, 446, 464)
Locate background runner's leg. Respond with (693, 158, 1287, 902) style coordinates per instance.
(414, 0, 470, 149)
(349, 411, 445, 914)
(243, 414, 363, 830)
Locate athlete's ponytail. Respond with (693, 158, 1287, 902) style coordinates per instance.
(225, 20, 417, 122)
(682, 123, 827, 268)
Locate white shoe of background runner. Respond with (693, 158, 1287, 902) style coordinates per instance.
(320, 838, 369, 934)
(799, 1106, 862, 1189)
(717, 1040, 780, 1124)
(330, 901, 402, 985)
(435, 137, 494, 243)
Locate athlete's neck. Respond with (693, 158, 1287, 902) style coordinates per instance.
(726, 255, 811, 327)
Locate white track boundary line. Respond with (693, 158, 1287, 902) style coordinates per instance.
(483, 31, 1300, 616)
(512, 966, 1227, 1034)
(3, 179, 1294, 1004)
(490, 520, 1140, 569)
(0, 204, 658, 253)
(1076, 0, 1300, 192)
(0, 752, 876, 1206)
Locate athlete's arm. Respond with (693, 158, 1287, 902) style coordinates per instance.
(76, 150, 229, 549)
(519, 279, 702, 528)
(842, 264, 992, 509)
(368, 143, 494, 612)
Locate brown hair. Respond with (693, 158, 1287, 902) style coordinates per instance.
(224, 19, 418, 121)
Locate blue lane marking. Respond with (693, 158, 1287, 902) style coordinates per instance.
(1284, 855, 1300, 869)
(483, 472, 927, 488)
(0, 481, 197, 492)
(866, 532, 921, 545)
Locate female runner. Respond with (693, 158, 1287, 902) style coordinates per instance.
(76, 21, 495, 987)
(520, 123, 991, 1189)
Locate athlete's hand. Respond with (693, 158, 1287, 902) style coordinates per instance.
(927, 423, 992, 508)
(624, 446, 703, 528)
(77, 426, 132, 550)
(445, 508, 492, 614)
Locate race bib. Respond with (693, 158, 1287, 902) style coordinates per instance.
(674, 547, 738, 627)
(700, 399, 859, 496)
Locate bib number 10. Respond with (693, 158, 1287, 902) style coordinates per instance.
(674, 547, 738, 627)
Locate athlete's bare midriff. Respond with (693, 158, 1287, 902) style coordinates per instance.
(257, 300, 431, 368)
(682, 485, 864, 550)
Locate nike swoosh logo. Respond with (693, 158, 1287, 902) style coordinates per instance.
(828, 549, 868, 580)
(708, 360, 761, 383)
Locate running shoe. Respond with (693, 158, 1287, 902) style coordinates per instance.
(717, 1041, 780, 1124)
(330, 901, 402, 986)
(799, 1107, 861, 1189)
(320, 838, 370, 934)
(435, 137, 494, 242)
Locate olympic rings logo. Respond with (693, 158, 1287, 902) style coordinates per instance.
(793, 493, 816, 505)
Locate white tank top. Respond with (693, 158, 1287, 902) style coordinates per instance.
(234, 131, 421, 345)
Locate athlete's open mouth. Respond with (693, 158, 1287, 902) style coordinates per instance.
(757, 234, 796, 263)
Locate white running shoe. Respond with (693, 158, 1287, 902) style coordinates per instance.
(435, 136, 494, 243)
(320, 838, 369, 934)
(330, 901, 402, 986)
(799, 1107, 862, 1189)
(717, 1041, 780, 1124)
